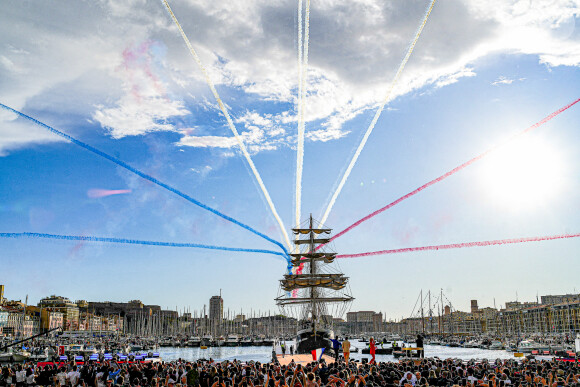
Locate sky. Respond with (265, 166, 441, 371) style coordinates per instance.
(0, 0, 579, 320)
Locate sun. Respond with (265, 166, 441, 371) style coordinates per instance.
(480, 136, 566, 210)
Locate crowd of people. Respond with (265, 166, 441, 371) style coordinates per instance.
(0, 355, 579, 387)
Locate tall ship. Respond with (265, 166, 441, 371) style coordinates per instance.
(275, 215, 354, 355)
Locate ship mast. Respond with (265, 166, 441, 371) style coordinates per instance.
(309, 214, 317, 334)
(275, 214, 353, 320)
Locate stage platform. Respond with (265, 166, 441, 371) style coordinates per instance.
(276, 353, 335, 366)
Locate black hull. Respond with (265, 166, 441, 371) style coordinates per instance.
(296, 328, 334, 355)
(361, 347, 393, 355)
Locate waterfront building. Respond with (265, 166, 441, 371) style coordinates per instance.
(38, 295, 80, 330)
(43, 310, 64, 332)
(79, 312, 103, 331)
(20, 305, 63, 334)
(471, 300, 479, 314)
(542, 294, 580, 305)
(0, 307, 39, 337)
(5, 308, 20, 336)
(87, 299, 159, 335)
(345, 311, 383, 333)
(22, 315, 39, 337)
(88, 299, 161, 317)
(104, 315, 123, 331)
(209, 295, 223, 322)
(209, 295, 223, 335)
(0, 308, 8, 335)
(505, 301, 538, 310)
(477, 307, 501, 334)
(381, 297, 580, 337)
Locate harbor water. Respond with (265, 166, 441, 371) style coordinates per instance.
(157, 340, 518, 363)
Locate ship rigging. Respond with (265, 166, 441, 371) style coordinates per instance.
(276, 214, 353, 354)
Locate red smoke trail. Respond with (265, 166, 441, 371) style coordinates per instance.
(87, 189, 132, 198)
(121, 41, 167, 102)
(327, 97, 580, 245)
(337, 233, 580, 259)
(291, 259, 306, 298)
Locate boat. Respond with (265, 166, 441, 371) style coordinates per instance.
(463, 339, 480, 348)
(517, 340, 549, 354)
(159, 338, 173, 347)
(187, 337, 201, 347)
(200, 335, 212, 347)
(129, 344, 144, 353)
(216, 336, 226, 346)
(29, 347, 55, 362)
(489, 340, 504, 350)
(225, 335, 239, 347)
(0, 347, 31, 362)
(262, 338, 275, 346)
(361, 346, 393, 355)
(275, 215, 354, 355)
(66, 344, 98, 359)
(240, 337, 254, 347)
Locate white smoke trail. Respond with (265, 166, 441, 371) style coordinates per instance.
(321, 0, 437, 224)
(295, 0, 303, 233)
(161, 0, 293, 251)
(295, 0, 311, 230)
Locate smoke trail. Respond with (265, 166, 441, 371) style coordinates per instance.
(337, 233, 580, 258)
(0, 102, 289, 260)
(320, 0, 437, 224)
(0, 232, 287, 258)
(295, 0, 303, 230)
(328, 96, 580, 244)
(298, 0, 303, 108)
(295, 0, 311, 228)
(160, 0, 293, 252)
(87, 189, 132, 198)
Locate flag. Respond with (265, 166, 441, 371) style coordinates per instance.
(311, 347, 325, 361)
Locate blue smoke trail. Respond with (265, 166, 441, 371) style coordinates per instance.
(0, 232, 288, 259)
(0, 103, 290, 262)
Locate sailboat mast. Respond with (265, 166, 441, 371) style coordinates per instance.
(421, 289, 425, 334)
(429, 290, 433, 334)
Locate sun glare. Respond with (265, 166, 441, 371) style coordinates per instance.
(480, 136, 566, 210)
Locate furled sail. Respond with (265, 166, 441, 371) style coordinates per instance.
(281, 273, 348, 291)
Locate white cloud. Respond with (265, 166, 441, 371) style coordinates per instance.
(492, 76, 514, 86)
(235, 111, 273, 127)
(177, 111, 291, 154)
(1, 0, 580, 155)
(191, 165, 213, 177)
(0, 109, 65, 156)
(93, 96, 189, 138)
(435, 67, 477, 88)
(307, 127, 349, 142)
(492, 75, 527, 86)
(92, 41, 192, 138)
(178, 134, 237, 148)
